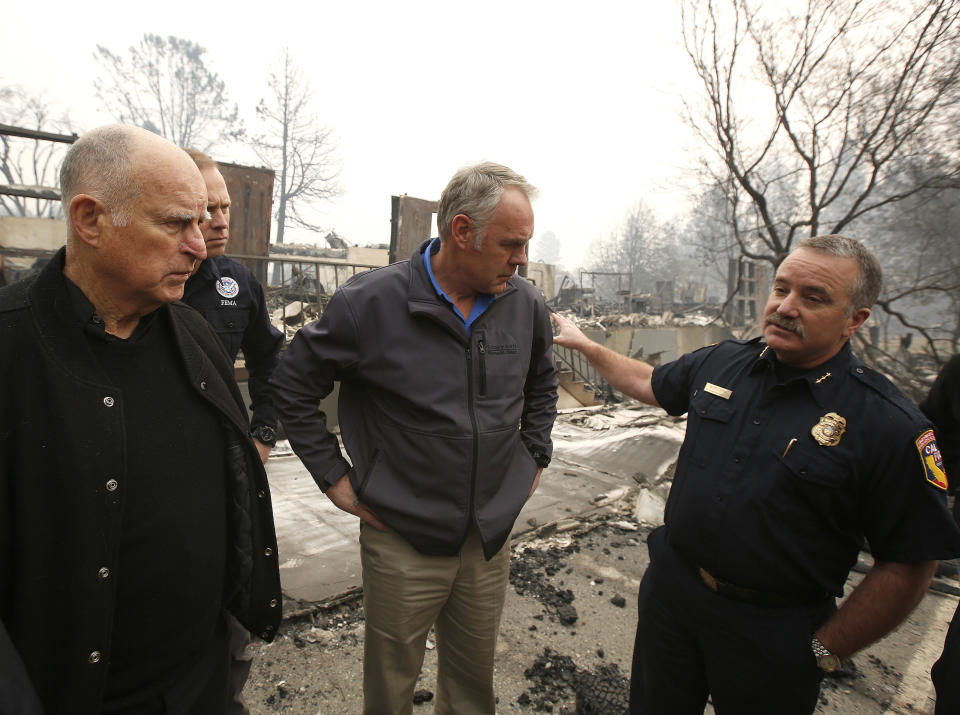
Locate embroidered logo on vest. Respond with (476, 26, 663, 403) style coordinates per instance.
(216, 276, 239, 299)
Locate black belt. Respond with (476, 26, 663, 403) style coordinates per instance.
(677, 551, 826, 608)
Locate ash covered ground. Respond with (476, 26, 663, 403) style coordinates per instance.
(243, 504, 952, 714)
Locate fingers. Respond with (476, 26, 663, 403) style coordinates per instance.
(253, 439, 272, 465)
(326, 474, 389, 530)
(551, 312, 582, 346)
(325, 474, 360, 513)
(356, 503, 389, 531)
(528, 467, 542, 499)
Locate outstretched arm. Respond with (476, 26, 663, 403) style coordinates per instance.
(552, 313, 660, 406)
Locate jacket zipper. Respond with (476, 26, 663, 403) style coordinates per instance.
(464, 344, 480, 545)
(477, 338, 487, 396)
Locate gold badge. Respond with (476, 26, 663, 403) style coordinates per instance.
(811, 412, 846, 446)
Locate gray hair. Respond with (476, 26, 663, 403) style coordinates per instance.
(794, 235, 883, 312)
(60, 125, 142, 227)
(436, 161, 537, 249)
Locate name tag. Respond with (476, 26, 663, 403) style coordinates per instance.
(704, 382, 732, 400)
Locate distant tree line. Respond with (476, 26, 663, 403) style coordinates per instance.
(0, 35, 340, 245)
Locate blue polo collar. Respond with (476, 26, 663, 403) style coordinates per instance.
(423, 237, 494, 333)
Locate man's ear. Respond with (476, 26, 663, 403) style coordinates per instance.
(844, 307, 871, 337)
(69, 194, 107, 247)
(450, 214, 474, 250)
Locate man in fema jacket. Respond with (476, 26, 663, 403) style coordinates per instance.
(271, 161, 558, 715)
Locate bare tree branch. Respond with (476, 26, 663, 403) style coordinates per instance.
(251, 49, 341, 244)
(93, 35, 242, 152)
(682, 0, 960, 349)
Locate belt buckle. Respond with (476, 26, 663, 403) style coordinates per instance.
(698, 567, 719, 592)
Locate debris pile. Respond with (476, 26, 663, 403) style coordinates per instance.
(269, 242, 348, 260)
(519, 648, 630, 714)
(552, 309, 718, 331)
(510, 543, 581, 626)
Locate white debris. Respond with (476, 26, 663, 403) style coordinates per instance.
(633, 488, 666, 527)
(592, 486, 629, 505)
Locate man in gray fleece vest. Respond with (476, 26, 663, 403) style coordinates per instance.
(272, 162, 558, 715)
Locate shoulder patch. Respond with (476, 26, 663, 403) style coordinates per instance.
(916, 429, 949, 491)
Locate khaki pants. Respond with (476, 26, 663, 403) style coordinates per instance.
(359, 524, 510, 715)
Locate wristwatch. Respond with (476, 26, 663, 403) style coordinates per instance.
(250, 425, 277, 447)
(811, 636, 841, 673)
(530, 450, 551, 469)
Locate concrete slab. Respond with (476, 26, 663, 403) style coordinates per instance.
(550, 410, 685, 484)
(268, 456, 360, 603)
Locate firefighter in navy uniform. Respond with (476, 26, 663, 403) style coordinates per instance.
(553, 235, 960, 715)
(182, 149, 283, 466)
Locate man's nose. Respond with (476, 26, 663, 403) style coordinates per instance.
(184, 224, 208, 260)
(210, 207, 228, 228)
(511, 247, 528, 265)
(777, 292, 800, 316)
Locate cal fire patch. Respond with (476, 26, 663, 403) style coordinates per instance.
(916, 429, 949, 491)
(216, 276, 239, 299)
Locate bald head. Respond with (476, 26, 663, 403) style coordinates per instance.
(60, 125, 209, 333)
(60, 125, 198, 229)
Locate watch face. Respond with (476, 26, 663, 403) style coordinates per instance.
(817, 654, 841, 673)
(255, 426, 276, 443)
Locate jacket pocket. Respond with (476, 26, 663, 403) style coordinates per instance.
(688, 390, 737, 466)
(766, 438, 853, 533)
(776, 440, 847, 488)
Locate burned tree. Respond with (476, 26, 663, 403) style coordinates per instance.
(586, 201, 682, 304)
(681, 0, 960, 358)
(93, 34, 242, 152)
(251, 49, 340, 244)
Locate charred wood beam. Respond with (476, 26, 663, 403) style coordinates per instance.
(0, 123, 78, 144)
(0, 184, 61, 202)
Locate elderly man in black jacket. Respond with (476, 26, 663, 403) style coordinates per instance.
(272, 162, 558, 714)
(0, 125, 281, 714)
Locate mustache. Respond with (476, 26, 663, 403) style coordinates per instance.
(765, 313, 805, 337)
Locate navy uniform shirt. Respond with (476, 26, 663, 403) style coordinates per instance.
(652, 338, 960, 599)
(182, 255, 283, 431)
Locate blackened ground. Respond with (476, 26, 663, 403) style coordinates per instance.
(244, 504, 951, 714)
(244, 507, 647, 713)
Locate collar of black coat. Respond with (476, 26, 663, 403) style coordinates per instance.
(750, 339, 854, 408)
(27, 247, 248, 434)
(62, 268, 159, 343)
(405, 239, 518, 344)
